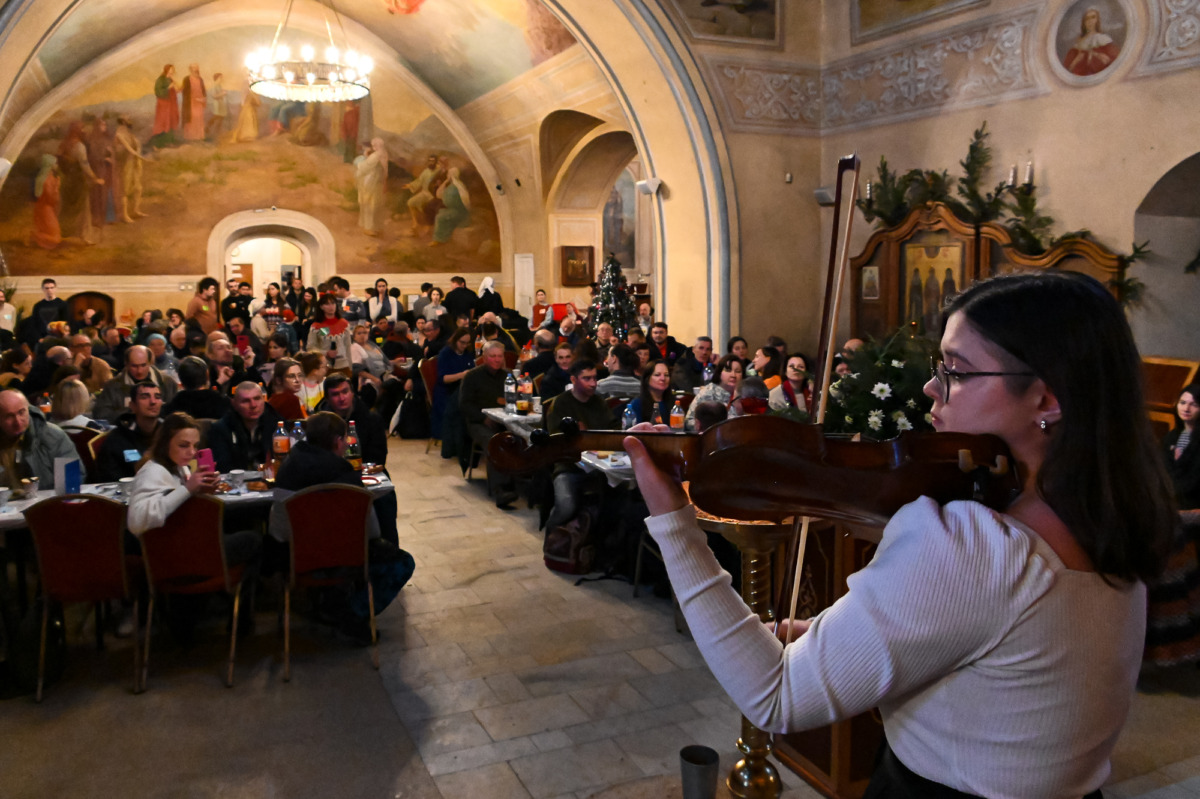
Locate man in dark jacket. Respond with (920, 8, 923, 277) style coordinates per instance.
(209, 381, 284, 472)
(443, 276, 479, 323)
(270, 411, 414, 644)
(93, 345, 180, 423)
(544, 359, 614, 533)
(162, 356, 231, 420)
(520, 329, 558, 379)
(95, 381, 162, 481)
(459, 342, 516, 506)
(648, 322, 687, 365)
(670, 336, 716, 394)
(318, 374, 398, 544)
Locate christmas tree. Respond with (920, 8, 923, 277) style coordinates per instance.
(588, 252, 638, 338)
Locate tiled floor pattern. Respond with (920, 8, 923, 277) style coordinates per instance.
(1, 438, 1198, 798)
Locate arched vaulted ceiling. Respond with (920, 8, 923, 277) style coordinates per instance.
(7, 0, 577, 118)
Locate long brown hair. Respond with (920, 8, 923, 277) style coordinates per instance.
(140, 412, 198, 478)
(946, 271, 1173, 582)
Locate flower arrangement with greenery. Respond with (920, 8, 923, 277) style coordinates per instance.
(820, 325, 939, 441)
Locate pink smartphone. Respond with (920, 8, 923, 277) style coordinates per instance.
(196, 448, 215, 473)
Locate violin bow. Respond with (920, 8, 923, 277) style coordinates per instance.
(778, 153, 861, 645)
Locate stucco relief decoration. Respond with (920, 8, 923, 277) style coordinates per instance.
(824, 8, 1041, 130)
(1133, 0, 1200, 75)
(706, 8, 1043, 135)
(711, 62, 822, 132)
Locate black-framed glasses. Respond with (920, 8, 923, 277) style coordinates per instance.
(929, 357, 1035, 404)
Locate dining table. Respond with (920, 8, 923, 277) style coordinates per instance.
(482, 406, 544, 442)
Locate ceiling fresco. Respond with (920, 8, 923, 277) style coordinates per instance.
(35, 0, 576, 110)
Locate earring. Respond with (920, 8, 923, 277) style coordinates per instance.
(1039, 419, 1048, 432)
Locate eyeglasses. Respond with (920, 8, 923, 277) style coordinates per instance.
(929, 356, 1035, 404)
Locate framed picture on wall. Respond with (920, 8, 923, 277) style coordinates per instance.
(561, 245, 595, 287)
(903, 240, 964, 340)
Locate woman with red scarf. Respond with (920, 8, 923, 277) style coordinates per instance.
(305, 293, 351, 372)
(768, 352, 813, 415)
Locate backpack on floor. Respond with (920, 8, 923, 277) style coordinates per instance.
(543, 506, 599, 575)
(391, 391, 429, 439)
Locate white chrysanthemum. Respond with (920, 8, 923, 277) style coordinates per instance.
(868, 409, 884, 431)
(894, 414, 913, 431)
(871, 382, 892, 400)
(924, 413, 934, 424)
(906, 399, 917, 409)
(829, 381, 842, 398)
(891, 359, 905, 368)
(845, 414, 854, 425)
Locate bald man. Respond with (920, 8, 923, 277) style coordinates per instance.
(92, 344, 178, 422)
(0, 389, 76, 490)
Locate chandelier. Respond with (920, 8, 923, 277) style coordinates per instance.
(246, 0, 374, 103)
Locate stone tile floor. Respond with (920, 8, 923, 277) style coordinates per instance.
(1, 438, 1198, 798)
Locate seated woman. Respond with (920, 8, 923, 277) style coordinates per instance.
(1146, 382, 1200, 667)
(350, 321, 403, 421)
(726, 336, 750, 370)
(258, 332, 292, 387)
(50, 378, 103, 431)
(626, 271, 1173, 798)
(768, 352, 812, 415)
(0, 346, 32, 392)
(127, 412, 261, 639)
(750, 345, 783, 390)
(267, 358, 306, 421)
(625, 360, 674, 425)
(306, 293, 351, 373)
(684, 354, 743, 431)
(297, 350, 327, 415)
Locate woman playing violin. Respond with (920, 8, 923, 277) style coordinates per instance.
(627, 272, 1174, 799)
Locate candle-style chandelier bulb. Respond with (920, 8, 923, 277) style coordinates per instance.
(276, 44, 291, 62)
(300, 44, 315, 62)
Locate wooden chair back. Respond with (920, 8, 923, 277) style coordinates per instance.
(66, 428, 105, 482)
(418, 358, 438, 413)
(140, 495, 235, 595)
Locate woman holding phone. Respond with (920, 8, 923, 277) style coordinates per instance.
(128, 412, 261, 637)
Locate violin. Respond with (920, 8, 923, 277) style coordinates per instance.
(486, 416, 1021, 528)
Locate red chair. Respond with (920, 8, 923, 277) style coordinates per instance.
(25, 495, 141, 702)
(418, 358, 440, 454)
(140, 494, 246, 689)
(86, 431, 109, 466)
(65, 428, 104, 482)
(281, 484, 378, 681)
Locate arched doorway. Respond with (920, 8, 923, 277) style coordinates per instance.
(1131, 153, 1200, 360)
(206, 209, 337, 289)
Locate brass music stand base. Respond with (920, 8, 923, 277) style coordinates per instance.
(727, 724, 783, 799)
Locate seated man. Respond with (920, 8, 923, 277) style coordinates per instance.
(520, 329, 557, 379)
(209, 381, 284, 473)
(92, 344, 179, 423)
(671, 336, 715, 394)
(162, 356, 231, 420)
(0, 389, 78, 489)
(95, 381, 162, 482)
(596, 344, 642, 399)
(205, 332, 255, 395)
(539, 343, 574, 400)
(544, 359, 615, 533)
(317, 373, 399, 545)
(269, 411, 414, 643)
(479, 320, 518, 352)
(593, 322, 615, 363)
(459, 341, 518, 507)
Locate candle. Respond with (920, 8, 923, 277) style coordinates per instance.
(865, 181, 873, 200)
(1008, 165, 1017, 187)
(1024, 161, 1034, 186)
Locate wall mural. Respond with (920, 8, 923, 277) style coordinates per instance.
(0, 27, 506, 276)
(852, 0, 988, 44)
(603, 168, 637, 273)
(670, 0, 779, 45)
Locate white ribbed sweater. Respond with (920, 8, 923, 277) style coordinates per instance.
(646, 498, 1145, 799)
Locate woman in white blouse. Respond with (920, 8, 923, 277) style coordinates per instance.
(628, 272, 1175, 798)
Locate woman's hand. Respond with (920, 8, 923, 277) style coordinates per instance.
(624, 435, 688, 517)
(185, 468, 218, 494)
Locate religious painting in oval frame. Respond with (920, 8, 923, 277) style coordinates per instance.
(1047, 0, 1139, 86)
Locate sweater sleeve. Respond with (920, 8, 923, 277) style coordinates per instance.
(127, 463, 192, 535)
(646, 498, 1053, 733)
